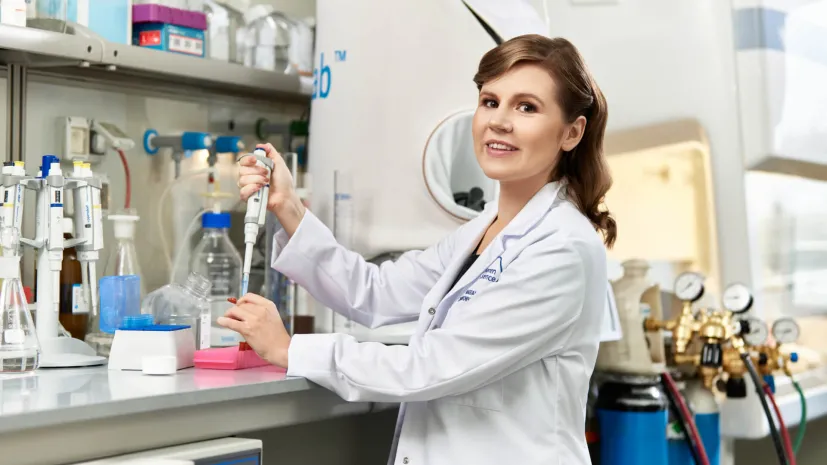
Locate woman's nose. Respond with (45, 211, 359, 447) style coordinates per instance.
(488, 114, 513, 132)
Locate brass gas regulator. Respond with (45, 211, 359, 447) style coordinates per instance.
(643, 274, 755, 389)
(643, 271, 706, 357)
(716, 289, 801, 398)
(727, 317, 801, 395)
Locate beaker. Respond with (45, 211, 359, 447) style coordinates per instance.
(0, 228, 40, 373)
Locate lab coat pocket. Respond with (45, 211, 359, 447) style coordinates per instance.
(439, 379, 504, 412)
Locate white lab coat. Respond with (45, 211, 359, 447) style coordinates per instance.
(272, 181, 607, 465)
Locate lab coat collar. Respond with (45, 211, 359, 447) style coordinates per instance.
(488, 180, 567, 247)
(437, 181, 566, 309)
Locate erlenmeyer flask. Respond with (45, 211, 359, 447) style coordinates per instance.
(0, 227, 40, 373)
(105, 210, 146, 298)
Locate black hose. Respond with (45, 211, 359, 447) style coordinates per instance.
(742, 352, 789, 465)
(661, 374, 705, 465)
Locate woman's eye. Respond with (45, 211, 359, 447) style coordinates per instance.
(518, 103, 536, 113)
(481, 99, 497, 108)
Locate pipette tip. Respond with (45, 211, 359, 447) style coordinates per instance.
(240, 274, 249, 296)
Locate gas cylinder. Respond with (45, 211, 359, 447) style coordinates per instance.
(596, 259, 665, 375)
(596, 374, 669, 465)
(667, 379, 720, 465)
(688, 379, 720, 465)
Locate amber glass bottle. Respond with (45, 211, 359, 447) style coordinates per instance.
(58, 219, 87, 340)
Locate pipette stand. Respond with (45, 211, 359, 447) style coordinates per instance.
(20, 156, 106, 368)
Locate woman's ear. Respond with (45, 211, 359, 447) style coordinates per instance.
(561, 116, 587, 152)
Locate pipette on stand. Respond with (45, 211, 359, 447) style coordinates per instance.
(66, 162, 104, 330)
(16, 157, 106, 368)
(240, 149, 274, 296)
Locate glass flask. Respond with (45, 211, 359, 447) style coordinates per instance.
(105, 211, 146, 298)
(0, 227, 40, 373)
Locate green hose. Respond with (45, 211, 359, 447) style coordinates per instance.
(792, 380, 807, 454)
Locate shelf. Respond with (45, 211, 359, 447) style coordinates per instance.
(0, 24, 103, 65)
(0, 24, 310, 102)
(98, 41, 308, 102)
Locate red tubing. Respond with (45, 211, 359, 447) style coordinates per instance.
(662, 372, 711, 465)
(116, 149, 131, 209)
(764, 383, 796, 465)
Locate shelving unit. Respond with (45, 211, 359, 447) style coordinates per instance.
(0, 24, 311, 161)
(0, 23, 103, 64)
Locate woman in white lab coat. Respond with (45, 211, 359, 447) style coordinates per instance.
(220, 34, 615, 465)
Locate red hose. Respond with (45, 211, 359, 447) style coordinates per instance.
(764, 383, 796, 465)
(117, 148, 131, 209)
(662, 372, 711, 465)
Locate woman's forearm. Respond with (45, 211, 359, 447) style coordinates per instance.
(273, 195, 307, 238)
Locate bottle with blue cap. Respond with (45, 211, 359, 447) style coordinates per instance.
(190, 211, 243, 346)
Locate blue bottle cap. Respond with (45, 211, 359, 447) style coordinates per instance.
(40, 155, 59, 177)
(202, 212, 231, 229)
(790, 352, 799, 363)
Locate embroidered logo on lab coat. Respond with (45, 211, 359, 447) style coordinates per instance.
(458, 257, 503, 302)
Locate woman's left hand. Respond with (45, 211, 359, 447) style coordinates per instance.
(217, 293, 291, 368)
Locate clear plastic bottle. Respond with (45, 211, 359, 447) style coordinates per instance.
(0, 227, 40, 373)
(142, 272, 212, 350)
(190, 212, 242, 333)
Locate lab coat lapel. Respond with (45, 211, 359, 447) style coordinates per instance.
(437, 181, 567, 314)
(429, 206, 498, 306)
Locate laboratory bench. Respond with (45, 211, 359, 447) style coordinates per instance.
(0, 365, 384, 465)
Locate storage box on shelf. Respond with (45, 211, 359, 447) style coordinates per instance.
(0, 24, 308, 102)
(132, 4, 208, 58)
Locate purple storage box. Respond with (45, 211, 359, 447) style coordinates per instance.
(132, 4, 207, 31)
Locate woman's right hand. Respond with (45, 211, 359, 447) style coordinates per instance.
(237, 143, 306, 236)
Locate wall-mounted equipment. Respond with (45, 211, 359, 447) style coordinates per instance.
(143, 129, 213, 178)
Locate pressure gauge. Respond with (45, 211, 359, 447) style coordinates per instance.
(772, 318, 801, 345)
(740, 317, 769, 347)
(674, 272, 705, 302)
(722, 283, 753, 314)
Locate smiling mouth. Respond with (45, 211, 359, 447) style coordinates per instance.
(486, 142, 518, 151)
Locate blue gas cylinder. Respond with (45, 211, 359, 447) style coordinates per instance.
(669, 379, 720, 465)
(596, 374, 669, 465)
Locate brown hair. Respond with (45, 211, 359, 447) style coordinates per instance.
(473, 34, 617, 248)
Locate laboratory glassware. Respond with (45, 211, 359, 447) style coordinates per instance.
(59, 217, 87, 340)
(0, 227, 40, 373)
(241, 5, 294, 73)
(99, 275, 142, 334)
(105, 211, 146, 298)
(142, 272, 212, 350)
(26, 0, 68, 33)
(190, 212, 242, 324)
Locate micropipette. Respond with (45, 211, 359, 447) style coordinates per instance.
(241, 148, 274, 296)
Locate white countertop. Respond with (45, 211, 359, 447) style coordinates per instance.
(0, 365, 316, 434)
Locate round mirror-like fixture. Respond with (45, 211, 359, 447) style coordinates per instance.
(422, 110, 499, 221)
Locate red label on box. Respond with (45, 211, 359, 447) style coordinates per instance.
(139, 30, 162, 46)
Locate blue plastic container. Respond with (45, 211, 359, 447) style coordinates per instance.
(99, 275, 142, 333)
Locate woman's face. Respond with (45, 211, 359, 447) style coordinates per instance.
(472, 63, 586, 187)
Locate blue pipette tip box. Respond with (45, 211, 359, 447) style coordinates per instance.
(120, 325, 191, 332)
